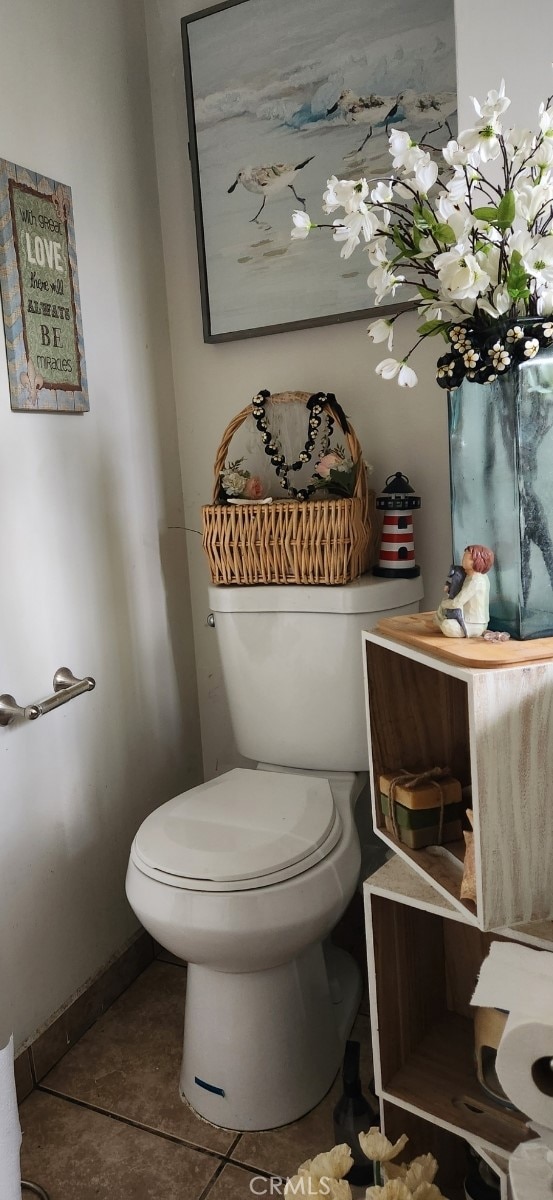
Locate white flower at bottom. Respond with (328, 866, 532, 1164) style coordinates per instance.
(368, 319, 394, 350)
(299, 1145, 353, 1181)
(291, 211, 313, 239)
(385, 1154, 438, 1191)
(359, 1129, 409, 1163)
(365, 1179, 411, 1199)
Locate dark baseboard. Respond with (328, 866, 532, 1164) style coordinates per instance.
(15, 929, 154, 1103)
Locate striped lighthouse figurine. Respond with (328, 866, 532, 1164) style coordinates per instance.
(373, 472, 421, 579)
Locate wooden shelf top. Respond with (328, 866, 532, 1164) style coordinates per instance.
(372, 613, 553, 669)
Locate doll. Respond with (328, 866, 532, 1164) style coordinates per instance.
(436, 545, 495, 638)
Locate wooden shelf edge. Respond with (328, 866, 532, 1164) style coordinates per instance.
(372, 827, 479, 925)
(379, 1087, 528, 1161)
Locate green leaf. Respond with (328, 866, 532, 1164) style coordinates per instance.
(434, 222, 456, 245)
(473, 204, 499, 224)
(391, 226, 416, 258)
(413, 202, 436, 231)
(497, 189, 516, 231)
(506, 249, 530, 300)
(417, 319, 448, 337)
(417, 284, 437, 300)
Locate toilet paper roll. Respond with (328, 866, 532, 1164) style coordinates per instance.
(496, 1010, 553, 1128)
(0, 1036, 22, 1200)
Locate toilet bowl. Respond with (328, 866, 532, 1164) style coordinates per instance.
(126, 767, 363, 1129)
(126, 574, 423, 1130)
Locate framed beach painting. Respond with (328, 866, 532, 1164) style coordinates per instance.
(182, 0, 457, 342)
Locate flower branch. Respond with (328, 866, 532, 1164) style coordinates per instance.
(291, 77, 553, 388)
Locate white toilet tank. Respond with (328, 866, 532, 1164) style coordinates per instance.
(208, 574, 423, 772)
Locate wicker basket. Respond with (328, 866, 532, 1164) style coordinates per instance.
(202, 391, 375, 586)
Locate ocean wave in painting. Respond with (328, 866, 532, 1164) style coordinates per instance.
(193, 19, 456, 132)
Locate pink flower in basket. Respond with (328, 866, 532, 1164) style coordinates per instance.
(244, 475, 265, 500)
(316, 450, 346, 478)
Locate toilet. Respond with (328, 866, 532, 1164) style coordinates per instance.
(126, 574, 423, 1131)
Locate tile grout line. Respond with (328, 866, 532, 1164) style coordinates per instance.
(36, 1084, 232, 1162)
(196, 1157, 227, 1200)
(36, 1084, 286, 1183)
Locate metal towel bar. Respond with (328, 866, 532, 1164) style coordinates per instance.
(0, 668, 95, 726)
(21, 1183, 50, 1199)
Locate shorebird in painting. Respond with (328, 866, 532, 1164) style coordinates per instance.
(228, 157, 314, 222)
(327, 90, 404, 154)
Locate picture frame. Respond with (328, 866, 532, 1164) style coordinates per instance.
(181, 0, 457, 343)
(0, 158, 89, 412)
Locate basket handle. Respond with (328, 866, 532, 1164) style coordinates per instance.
(211, 390, 368, 504)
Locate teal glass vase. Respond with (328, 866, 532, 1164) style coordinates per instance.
(448, 341, 553, 640)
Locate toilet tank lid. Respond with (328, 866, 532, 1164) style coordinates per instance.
(134, 768, 337, 883)
(208, 574, 423, 615)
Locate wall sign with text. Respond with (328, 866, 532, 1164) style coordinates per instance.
(0, 158, 89, 412)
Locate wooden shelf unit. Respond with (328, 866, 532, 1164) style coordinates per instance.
(363, 627, 553, 930)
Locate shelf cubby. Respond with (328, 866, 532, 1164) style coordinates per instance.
(381, 1100, 506, 1200)
(363, 859, 551, 1160)
(363, 626, 553, 930)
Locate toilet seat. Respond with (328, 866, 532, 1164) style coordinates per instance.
(131, 768, 343, 892)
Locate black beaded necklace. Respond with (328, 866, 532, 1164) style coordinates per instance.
(251, 390, 335, 500)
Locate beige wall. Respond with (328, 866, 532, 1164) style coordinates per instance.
(0, 0, 201, 1048)
(145, 0, 553, 779)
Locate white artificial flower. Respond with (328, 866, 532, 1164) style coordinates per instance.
(529, 139, 553, 168)
(398, 363, 418, 387)
(537, 286, 553, 314)
(367, 237, 391, 267)
(445, 169, 472, 202)
(324, 176, 370, 215)
(539, 102, 553, 136)
(524, 235, 553, 286)
(323, 177, 358, 213)
(477, 284, 511, 319)
(414, 234, 437, 258)
(515, 179, 553, 225)
(374, 358, 417, 386)
(435, 194, 471, 241)
(389, 129, 421, 172)
(411, 153, 439, 194)
(472, 79, 511, 122)
(505, 126, 535, 158)
(434, 246, 491, 301)
(333, 208, 380, 258)
(367, 265, 405, 303)
(442, 139, 469, 168)
(458, 115, 502, 162)
(367, 318, 394, 350)
(371, 180, 394, 204)
(375, 357, 401, 380)
(291, 211, 313, 239)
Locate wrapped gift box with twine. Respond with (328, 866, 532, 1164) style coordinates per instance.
(379, 768, 463, 849)
(202, 390, 375, 586)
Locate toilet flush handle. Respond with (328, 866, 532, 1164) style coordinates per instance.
(207, 613, 216, 628)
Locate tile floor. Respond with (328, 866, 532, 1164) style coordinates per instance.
(20, 953, 372, 1200)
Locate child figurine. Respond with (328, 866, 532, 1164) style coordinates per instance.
(436, 545, 495, 638)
